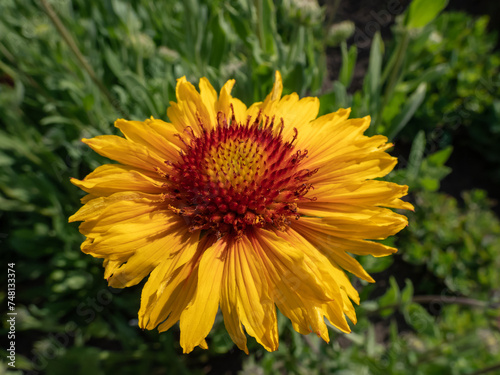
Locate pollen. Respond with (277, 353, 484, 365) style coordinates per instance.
(165, 110, 318, 238)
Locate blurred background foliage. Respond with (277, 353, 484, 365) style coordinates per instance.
(1, 0, 499, 374)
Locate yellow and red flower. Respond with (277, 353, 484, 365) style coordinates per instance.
(69, 72, 412, 353)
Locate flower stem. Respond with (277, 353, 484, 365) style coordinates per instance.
(366, 295, 499, 317)
(468, 363, 500, 375)
(411, 295, 499, 309)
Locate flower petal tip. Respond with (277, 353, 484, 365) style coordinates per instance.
(114, 118, 128, 127)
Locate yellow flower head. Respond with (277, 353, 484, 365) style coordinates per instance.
(69, 72, 413, 353)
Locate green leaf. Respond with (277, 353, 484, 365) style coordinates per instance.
(40, 116, 76, 126)
(258, 0, 277, 56)
(46, 346, 106, 375)
(366, 324, 377, 356)
(208, 12, 228, 68)
(333, 81, 349, 109)
(103, 48, 126, 79)
(406, 0, 449, 29)
(404, 303, 436, 336)
(420, 178, 439, 192)
(0, 152, 14, 167)
(406, 63, 449, 91)
(360, 254, 393, 273)
(83, 93, 95, 111)
(427, 146, 453, 166)
(378, 276, 401, 317)
(401, 279, 414, 304)
(318, 91, 336, 116)
(366, 32, 383, 115)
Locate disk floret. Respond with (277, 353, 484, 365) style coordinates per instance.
(166, 111, 317, 238)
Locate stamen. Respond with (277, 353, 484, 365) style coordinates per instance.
(165, 112, 316, 239)
(288, 128, 298, 147)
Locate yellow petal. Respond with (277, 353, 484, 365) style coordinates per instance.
(276, 228, 353, 332)
(245, 71, 283, 123)
(69, 191, 160, 223)
(276, 94, 320, 140)
(216, 79, 236, 117)
(220, 242, 248, 353)
(252, 232, 330, 341)
(108, 222, 201, 288)
(155, 240, 216, 334)
(292, 107, 351, 151)
(299, 203, 409, 241)
(144, 117, 186, 149)
(230, 97, 248, 124)
(167, 76, 214, 135)
(103, 259, 122, 280)
(70, 164, 166, 197)
(140, 257, 197, 330)
(199, 77, 218, 126)
(292, 216, 387, 282)
(82, 211, 175, 260)
(308, 180, 414, 212)
(263, 71, 283, 105)
(115, 119, 181, 162)
(198, 339, 208, 350)
(273, 228, 346, 308)
(138, 235, 210, 330)
(253, 229, 335, 302)
(295, 217, 398, 257)
(300, 114, 398, 185)
(309, 154, 398, 187)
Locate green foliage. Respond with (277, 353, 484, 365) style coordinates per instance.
(402, 189, 500, 298)
(1, 0, 500, 374)
(318, 10, 441, 141)
(408, 12, 500, 128)
(237, 295, 500, 375)
(402, 11, 500, 167)
(389, 130, 453, 192)
(405, 0, 449, 29)
(318, 4, 500, 162)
